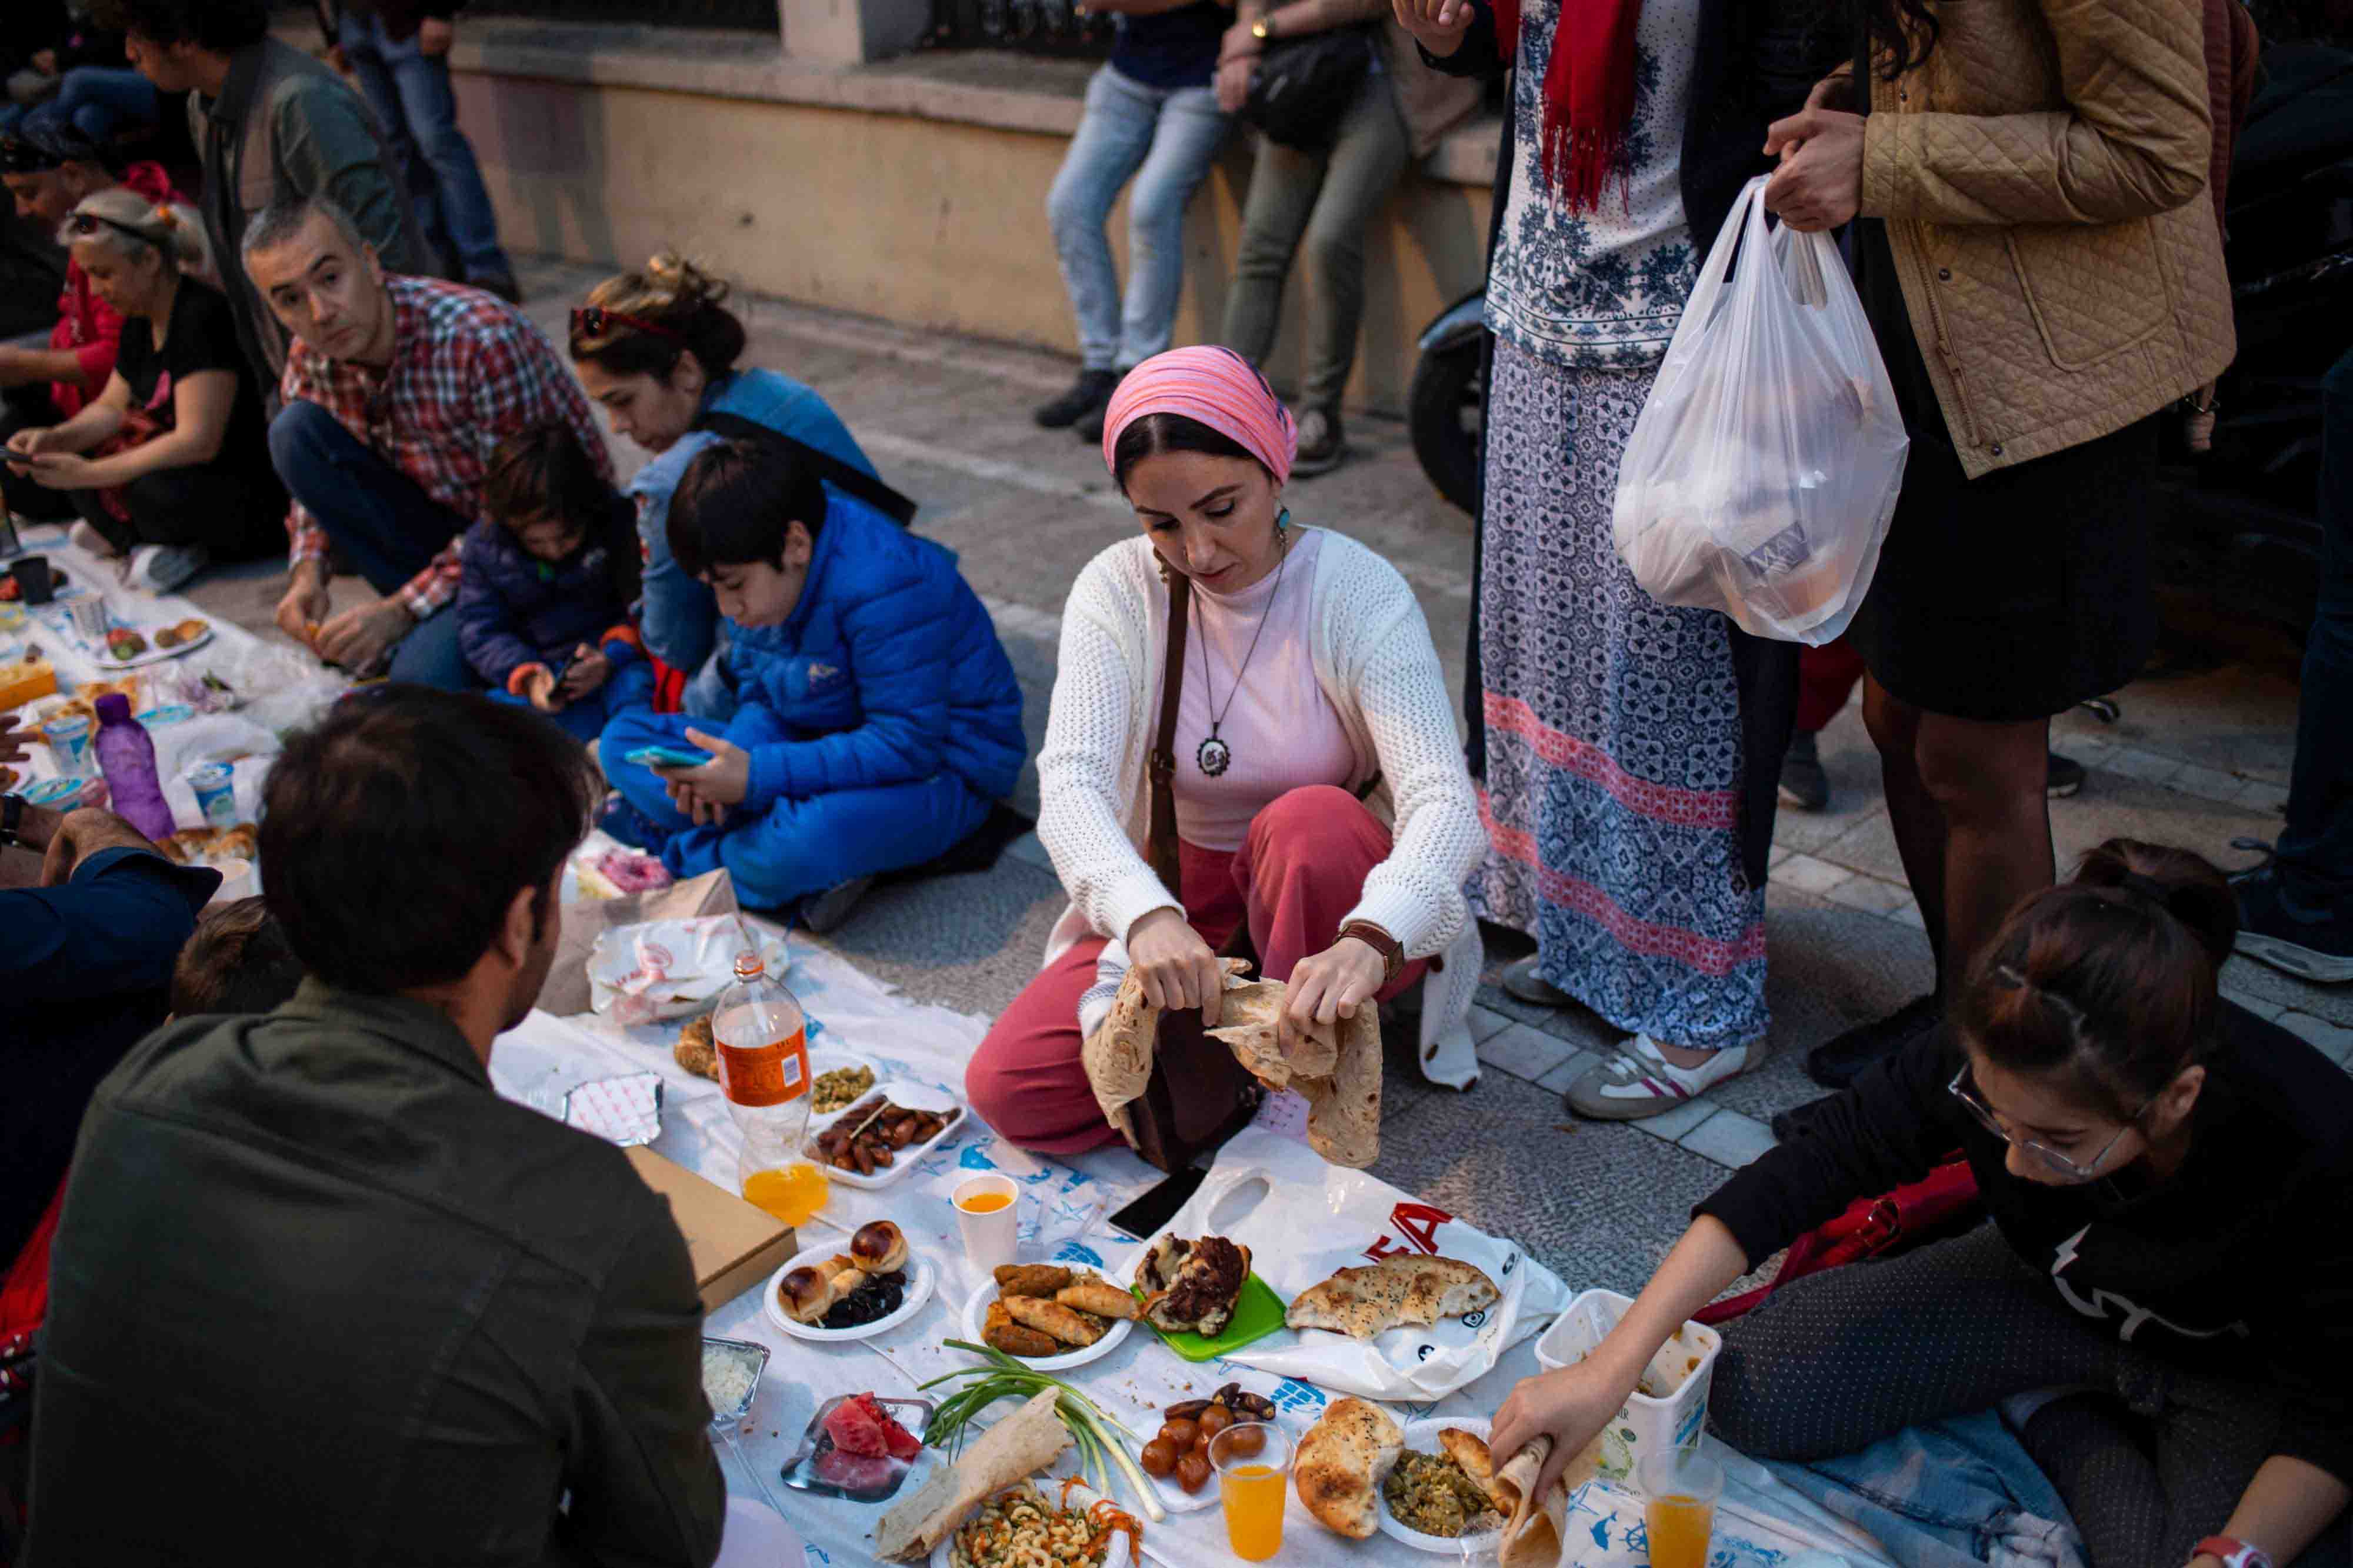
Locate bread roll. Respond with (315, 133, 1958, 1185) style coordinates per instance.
(851, 1220, 908, 1275)
(1294, 1397, 1402, 1539)
(780, 1266, 833, 1325)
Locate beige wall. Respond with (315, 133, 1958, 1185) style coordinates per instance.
(446, 69, 1492, 415)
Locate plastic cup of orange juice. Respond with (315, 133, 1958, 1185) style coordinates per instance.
(1638, 1448, 1723, 1568)
(1211, 1420, 1291, 1562)
(951, 1173, 1020, 1275)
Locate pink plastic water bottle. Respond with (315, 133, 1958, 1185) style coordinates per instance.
(92, 693, 176, 840)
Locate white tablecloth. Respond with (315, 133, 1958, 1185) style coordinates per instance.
(489, 935, 1891, 1568)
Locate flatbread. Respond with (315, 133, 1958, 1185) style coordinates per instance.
(1495, 1432, 1605, 1568)
(874, 1387, 1069, 1560)
(1207, 978, 1382, 1168)
(1285, 1255, 1500, 1339)
(1438, 1428, 1502, 1509)
(1080, 960, 1253, 1144)
(1292, 1397, 1402, 1539)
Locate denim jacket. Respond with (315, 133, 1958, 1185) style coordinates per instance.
(1764, 1412, 2085, 1568)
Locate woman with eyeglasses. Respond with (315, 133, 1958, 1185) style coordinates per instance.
(1489, 839, 2353, 1568)
(568, 255, 877, 719)
(2, 186, 282, 593)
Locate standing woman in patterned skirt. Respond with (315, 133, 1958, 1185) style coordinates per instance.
(1397, 0, 1833, 1119)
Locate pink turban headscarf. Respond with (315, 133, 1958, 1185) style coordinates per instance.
(1100, 346, 1299, 488)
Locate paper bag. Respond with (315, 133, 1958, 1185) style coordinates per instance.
(538, 869, 738, 1017)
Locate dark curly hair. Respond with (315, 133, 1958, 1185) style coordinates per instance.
(84, 0, 271, 50)
(1862, 0, 1941, 79)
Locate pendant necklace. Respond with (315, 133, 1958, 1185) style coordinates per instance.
(1194, 517, 1288, 779)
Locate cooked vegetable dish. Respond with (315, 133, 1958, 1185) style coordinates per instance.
(1382, 1450, 1501, 1539)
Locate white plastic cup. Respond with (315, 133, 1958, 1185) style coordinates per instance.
(67, 596, 108, 642)
(951, 1173, 1020, 1277)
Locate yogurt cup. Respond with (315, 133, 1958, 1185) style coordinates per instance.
(21, 775, 106, 809)
(41, 712, 94, 776)
(188, 761, 238, 830)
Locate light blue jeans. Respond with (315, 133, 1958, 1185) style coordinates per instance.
(336, 13, 512, 281)
(1045, 65, 1229, 374)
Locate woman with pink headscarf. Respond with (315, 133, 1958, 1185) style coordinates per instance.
(965, 346, 1488, 1152)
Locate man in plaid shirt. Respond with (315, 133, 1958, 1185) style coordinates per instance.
(245, 194, 611, 685)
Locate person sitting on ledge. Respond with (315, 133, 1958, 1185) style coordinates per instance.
(1489, 840, 2353, 1568)
(25, 688, 724, 1566)
(3, 186, 284, 593)
(251, 194, 611, 687)
(461, 419, 647, 743)
(963, 345, 1487, 1153)
(569, 253, 876, 718)
(598, 435, 1025, 932)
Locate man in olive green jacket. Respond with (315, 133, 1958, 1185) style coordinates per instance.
(25, 689, 724, 1567)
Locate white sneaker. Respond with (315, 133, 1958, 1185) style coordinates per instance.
(1564, 1032, 1762, 1122)
(68, 520, 122, 559)
(126, 543, 209, 595)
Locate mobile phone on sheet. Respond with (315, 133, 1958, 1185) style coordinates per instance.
(1108, 1166, 1209, 1242)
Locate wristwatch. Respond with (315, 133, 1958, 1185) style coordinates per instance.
(1, 792, 24, 850)
(1338, 921, 1405, 987)
(1252, 14, 1277, 41)
(2196, 1540, 2274, 1568)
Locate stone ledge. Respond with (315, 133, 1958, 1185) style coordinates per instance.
(289, 16, 1498, 186)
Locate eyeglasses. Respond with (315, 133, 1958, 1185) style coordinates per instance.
(1947, 1062, 2157, 1182)
(569, 305, 681, 342)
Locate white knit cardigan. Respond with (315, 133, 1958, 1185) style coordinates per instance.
(1036, 528, 1490, 1085)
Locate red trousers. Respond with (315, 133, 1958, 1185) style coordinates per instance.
(965, 786, 1424, 1154)
(1797, 638, 1869, 735)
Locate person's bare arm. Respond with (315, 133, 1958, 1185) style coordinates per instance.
(2185, 1457, 2351, 1568)
(0, 343, 95, 391)
(59, 369, 239, 490)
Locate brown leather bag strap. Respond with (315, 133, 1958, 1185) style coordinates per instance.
(1146, 570, 1191, 897)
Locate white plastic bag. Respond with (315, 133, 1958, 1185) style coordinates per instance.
(586, 915, 789, 1025)
(1614, 176, 1909, 645)
(1156, 1128, 1571, 1402)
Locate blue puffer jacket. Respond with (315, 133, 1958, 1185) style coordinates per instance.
(456, 495, 639, 692)
(721, 492, 1024, 812)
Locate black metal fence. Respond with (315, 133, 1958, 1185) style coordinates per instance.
(919, 0, 1114, 56)
(469, 0, 779, 27)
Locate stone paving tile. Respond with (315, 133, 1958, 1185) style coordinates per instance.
(1535, 1050, 1602, 1096)
(1679, 1109, 1779, 1169)
(1888, 899, 1927, 930)
(2233, 779, 2289, 817)
(1478, 1022, 1584, 1083)
(1771, 854, 1852, 895)
(1822, 874, 1911, 916)
(2170, 763, 2249, 805)
(2107, 746, 2187, 786)
(1468, 1005, 1515, 1045)
(1629, 1099, 1721, 1142)
(1371, 1073, 1744, 1296)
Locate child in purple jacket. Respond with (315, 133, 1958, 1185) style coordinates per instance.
(459, 421, 648, 740)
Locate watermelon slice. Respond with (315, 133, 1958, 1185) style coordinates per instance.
(822, 1393, 921, 1460)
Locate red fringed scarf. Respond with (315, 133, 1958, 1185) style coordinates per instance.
(1490, 0, 1646, 212)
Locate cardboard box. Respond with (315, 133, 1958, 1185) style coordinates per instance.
(625, 1145, 797, 1312)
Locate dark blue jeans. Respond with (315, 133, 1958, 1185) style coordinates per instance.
(22, 68, 161, 145)
(2277, 348, 2353, 908)
(268, 401, 476, 691)
(336, 14, 511, 282)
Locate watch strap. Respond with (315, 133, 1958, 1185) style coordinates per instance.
(1, 792, 23, 849)
(2196, 1539, 2272, 1568)
(1338, 921, 1404, 988)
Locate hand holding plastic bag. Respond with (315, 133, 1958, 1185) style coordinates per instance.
(1614, 176, 1908, 645)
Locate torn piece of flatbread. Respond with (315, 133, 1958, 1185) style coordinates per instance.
(1285, 1254, 1500, 1339)
(1207, 976, 1382, 1168)
(1495, 1432, 1605, 1568)
(874, 1387, 1069, 1560)
(1080, 959, 1253, 1143)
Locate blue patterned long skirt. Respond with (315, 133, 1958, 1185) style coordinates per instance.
(1468, 338, 1769, 1050)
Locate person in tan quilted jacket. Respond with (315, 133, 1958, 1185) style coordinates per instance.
(1757, 0, 2236, 1093)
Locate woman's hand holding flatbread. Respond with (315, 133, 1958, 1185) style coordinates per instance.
(1128, 908, 1226, 1024)
(1280, 937, 1387, 1057)
(1491, 1361, 1637, 1514)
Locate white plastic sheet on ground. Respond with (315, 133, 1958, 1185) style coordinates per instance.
(1614, 176, 1909, 646)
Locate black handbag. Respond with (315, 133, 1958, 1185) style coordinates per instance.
(1242, 26, 1377, 151)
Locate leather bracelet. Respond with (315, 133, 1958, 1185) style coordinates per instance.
(1338, 921, 1405, 988)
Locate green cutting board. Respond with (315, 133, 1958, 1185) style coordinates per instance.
(1129, 1273, 1288, 1363)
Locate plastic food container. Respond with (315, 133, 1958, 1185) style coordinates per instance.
(1531, 1288, 1723, 1483)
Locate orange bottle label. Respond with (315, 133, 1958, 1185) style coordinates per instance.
(717, 1027, 809, 1108)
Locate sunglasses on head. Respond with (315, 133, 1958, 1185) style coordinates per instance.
(64, 211, 162, 246)
(569, 305, 682, 342)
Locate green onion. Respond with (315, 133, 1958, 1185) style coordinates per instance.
(921, 1341, 1166, 1523)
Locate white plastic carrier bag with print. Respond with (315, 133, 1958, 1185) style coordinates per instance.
(1152, 1127, 1571, 1402)
(1613, 175, 1909, 646)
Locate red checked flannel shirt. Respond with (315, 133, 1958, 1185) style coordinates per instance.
(277, 276, 613, 620)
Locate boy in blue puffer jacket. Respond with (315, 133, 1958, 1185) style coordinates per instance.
(599, 436, 1025, 922)
(459, 422, 650, 740)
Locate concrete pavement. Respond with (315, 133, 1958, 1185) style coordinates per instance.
(184, 259, 2349, 1296)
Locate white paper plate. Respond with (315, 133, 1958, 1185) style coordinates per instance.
(804, 1080, 967, 1190)
(957, 1281, 1133, 1373)
(762, 1242, 935, 1343)
(803, 1050, 882, 1122)
(928, 1478, 1132, 1568)
(89, 625, 213, 669)
(1378, 1417, 1507, 1555)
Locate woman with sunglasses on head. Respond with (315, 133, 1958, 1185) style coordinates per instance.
(569, 256, 877, 719)
(3, 186, 282, 593)
(1490, 839, 2353, 1568)
(963, 346, 1488, 1152)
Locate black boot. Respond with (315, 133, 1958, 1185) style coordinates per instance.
(1036, 368, 1119, 431)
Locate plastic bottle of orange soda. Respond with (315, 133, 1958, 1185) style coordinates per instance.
(711, 950, 829, 1226)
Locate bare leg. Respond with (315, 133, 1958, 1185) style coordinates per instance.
(1914, 707, 2055, 986)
